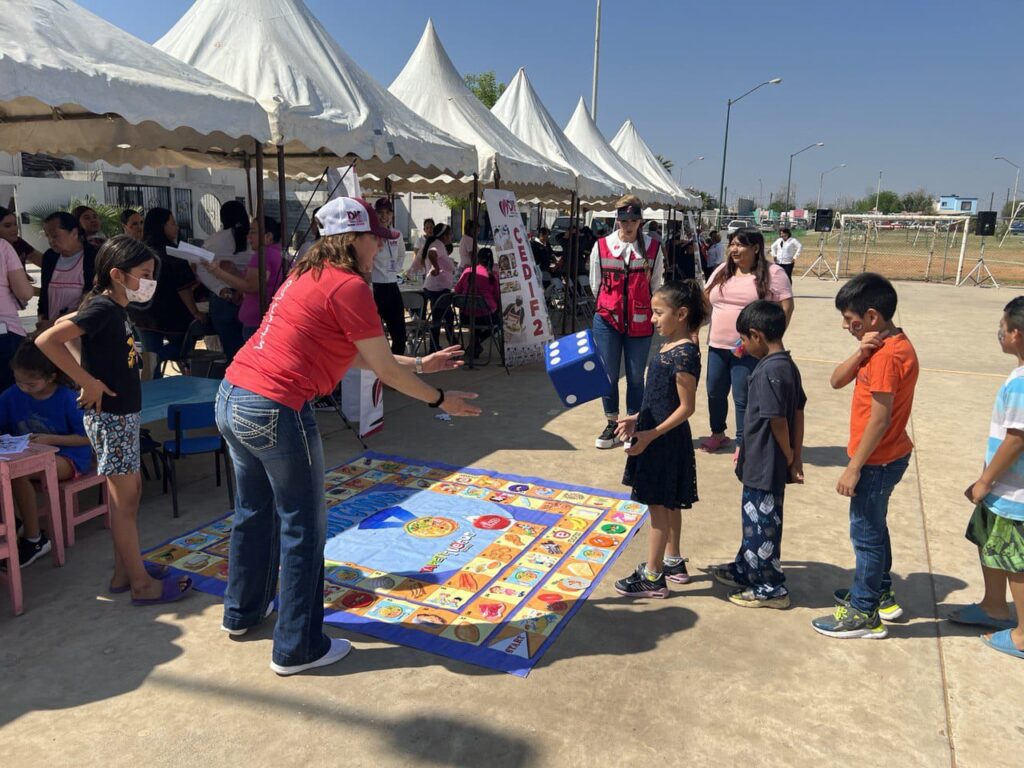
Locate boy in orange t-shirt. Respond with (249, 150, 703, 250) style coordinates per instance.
(812, 273, 919, 640)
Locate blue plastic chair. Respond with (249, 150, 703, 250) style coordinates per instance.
(161, 402, 233, 518)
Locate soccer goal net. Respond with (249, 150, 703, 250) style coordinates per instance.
(820, 214, 972, 283)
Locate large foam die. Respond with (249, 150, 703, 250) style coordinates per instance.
(544, 330, 612, 408)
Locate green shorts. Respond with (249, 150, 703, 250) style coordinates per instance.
(965, 503, 1024, 573)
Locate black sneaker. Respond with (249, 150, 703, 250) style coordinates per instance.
(614, 563, 669, 598)
(811, 603, 887, 639)
(312, 396, 337, 412)
(704, 564, 745, 589)
(595, 421, 621, 449)
(832, 587, 904, 621)
(662, 558, 690, 584)
(17, 533, 51, 568)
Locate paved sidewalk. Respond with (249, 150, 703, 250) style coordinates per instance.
(1, 279, 1021, 767)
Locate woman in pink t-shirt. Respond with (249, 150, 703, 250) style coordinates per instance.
(702, 227, 794, 455)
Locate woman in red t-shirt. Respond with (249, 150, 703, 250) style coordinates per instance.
(215, 197, 480, 676)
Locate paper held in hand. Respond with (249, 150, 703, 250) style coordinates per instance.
(167, 242, 216, 264)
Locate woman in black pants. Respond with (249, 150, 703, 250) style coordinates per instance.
(370, 198, 407, 355)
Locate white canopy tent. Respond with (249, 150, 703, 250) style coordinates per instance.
(0, 0, 270, 168)
(389, 20, 575, 200)
(610, 120, 698, 208)
(154, 0, 477, 186)
(491, 69, 623, 204)
(562, 98, 672, 208)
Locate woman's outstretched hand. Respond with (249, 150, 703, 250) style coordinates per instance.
(423, 346, 465, 373)
(441, 391, 481, 416)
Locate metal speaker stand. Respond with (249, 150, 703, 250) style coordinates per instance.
(958, 238, 999, 288)
(800, 234, 837, 280)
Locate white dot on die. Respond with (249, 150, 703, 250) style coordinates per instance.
(584, 361, 595, 371)
(576, 331, 587, 339)
(579, 346, 590, 355)
(566, 394, 578, 405)
(551, 357, 561, 365)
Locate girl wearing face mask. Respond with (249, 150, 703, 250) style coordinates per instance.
(38, 211, 98, 331)
(0, 340, 92, 568)
(36, 235, 192, 606)
(129, 208, 203, 379)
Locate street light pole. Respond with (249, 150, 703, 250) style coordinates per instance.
(875, 170, 883, 212)
(785, 142, 824, 211)
(817, 163, 847, 211)
(718, 77, 781, 218)
(680, 154, 703, 186)
(995, 156, 1020, 220)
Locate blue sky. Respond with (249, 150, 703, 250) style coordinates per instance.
(78, 0, 1022, 209)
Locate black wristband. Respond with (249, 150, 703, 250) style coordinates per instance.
(428, 388, 445, 408)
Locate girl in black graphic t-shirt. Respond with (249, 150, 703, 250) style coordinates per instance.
(36, 235, 192, 606)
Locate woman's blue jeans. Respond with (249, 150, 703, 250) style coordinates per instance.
(215, 381, 330, 667)
(848, 454, 911, 614)
(706, 345, 759, 442)
(591, 314, 652, 417)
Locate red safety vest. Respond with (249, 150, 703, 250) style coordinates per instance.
(595, 234, 658, 337)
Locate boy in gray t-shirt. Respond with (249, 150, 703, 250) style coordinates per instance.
(707, 300, 806, 609)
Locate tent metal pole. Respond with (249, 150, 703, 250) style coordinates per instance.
(466, 174, 480, 369)
(243, 152, 253, 214)
(255, 143, 267, 316)
(290, 166, 329, 253)
(277, 146, 289, 258)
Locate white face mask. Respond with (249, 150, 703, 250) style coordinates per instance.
(125, 277, 157, 304)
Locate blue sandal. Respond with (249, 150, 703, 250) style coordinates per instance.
(981, 629, 1024, 659)
(109, 564, 171, 594)
(948, 603, 1016, 631)
(131, 575, 193, 606)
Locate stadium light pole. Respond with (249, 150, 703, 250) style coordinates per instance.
(995, 156, 1020, 220)
(875, 171, 883, 212)
(591, 0, 602, 119)
(817, 163, 847, 211)
(719, 78, 782, 217)
(785, 142, 824, 211)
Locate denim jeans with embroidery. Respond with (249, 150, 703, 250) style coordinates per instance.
(215, 381, 330, 667)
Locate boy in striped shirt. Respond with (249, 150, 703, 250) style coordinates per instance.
(955, 297, 1024, 659)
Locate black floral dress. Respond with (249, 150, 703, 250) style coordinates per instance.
(623, 341, 701, 509)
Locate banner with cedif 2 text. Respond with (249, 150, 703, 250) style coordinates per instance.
(483, 189, 554, 365)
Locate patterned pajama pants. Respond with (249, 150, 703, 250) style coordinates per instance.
(731, 486, 787, 598)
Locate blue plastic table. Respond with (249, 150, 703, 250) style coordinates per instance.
(140, 377, 222, 425)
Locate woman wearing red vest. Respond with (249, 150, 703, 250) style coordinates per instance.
(589, 195, 664, 449)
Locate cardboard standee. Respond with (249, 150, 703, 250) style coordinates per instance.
(341, 368, 383, 437)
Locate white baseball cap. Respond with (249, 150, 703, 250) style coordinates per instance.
(315, 197, 397, 238)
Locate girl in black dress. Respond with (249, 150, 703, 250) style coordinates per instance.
(615, 280, 706, 598)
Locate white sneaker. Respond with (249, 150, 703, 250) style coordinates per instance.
(221, 601, 275, 637)
(269, 638, 352, 676)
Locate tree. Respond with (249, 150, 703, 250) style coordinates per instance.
(689, 190, 718, 210)
(1002, 199, 1023, 217)
(463, 71, 506, 109)
(900, 188, 934, 214)
(656, 154, 673, 172)
(853, 189, 902, 214)
(768, 200, 787, 213)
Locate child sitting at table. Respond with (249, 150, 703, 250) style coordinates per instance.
(453, 247, 501, 359)
(0, 339, 92, 567)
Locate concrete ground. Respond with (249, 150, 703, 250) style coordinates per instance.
(2, 278, 1022, 767)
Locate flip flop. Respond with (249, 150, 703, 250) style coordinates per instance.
(981, 629, 1024, 659)
(108, 564, 172, 594)
(700, 434, 730, 453)
(131, 575, 193, 606)
(948, 603, 1016, 631)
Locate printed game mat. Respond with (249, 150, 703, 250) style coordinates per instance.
(144, 452, 648, 676)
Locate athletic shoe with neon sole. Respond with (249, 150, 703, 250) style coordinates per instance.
(811, 603, 888, 639)
(728, 587, 791, 609)
(662, 558, 691, 584)
(832, 588, 904, 621)
(615, 563, 669, 598)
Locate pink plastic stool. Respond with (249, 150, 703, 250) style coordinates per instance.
(60, 472, 110, 546)
(0, 497, 23, 615)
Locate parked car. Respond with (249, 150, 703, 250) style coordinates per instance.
(759, 220, 777, 233)
(726, 219, 749, 234)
